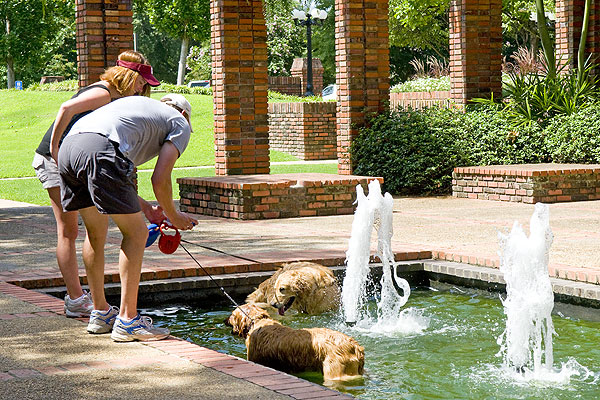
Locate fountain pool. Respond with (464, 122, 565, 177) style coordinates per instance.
(145, 286, 599, 399)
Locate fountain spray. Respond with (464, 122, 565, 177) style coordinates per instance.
(497, 203, 555, 374)
(341, 180, 410, 325)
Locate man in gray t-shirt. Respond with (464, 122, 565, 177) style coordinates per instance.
(57, 94, 197, 342)
(67, 95, 191, 166)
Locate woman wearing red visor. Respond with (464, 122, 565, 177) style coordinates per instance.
(32, 50, 161, 320)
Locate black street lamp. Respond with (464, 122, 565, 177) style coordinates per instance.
(292, 8, 328, 96)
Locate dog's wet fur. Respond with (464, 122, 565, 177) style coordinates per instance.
(246, 262, 340, 315)
(225, 303, 364, 382)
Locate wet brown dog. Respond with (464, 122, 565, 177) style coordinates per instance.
(225, 304, 364, 382)
(246, 261, 340, 315)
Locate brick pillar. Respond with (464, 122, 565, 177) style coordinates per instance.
(290, 58, 324, 96)
(335, 0, 390, 175)
(76, 0, 134, 88)
(211, 0, 270, 175)
(449, 0, 502, 105)
(556, 0, 600, 73)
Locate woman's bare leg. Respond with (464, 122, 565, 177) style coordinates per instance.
(47, 186, 84, 299)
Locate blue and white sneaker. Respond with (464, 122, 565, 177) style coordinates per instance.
(110, 314, 170, 342)
(86, 306, 119, 334)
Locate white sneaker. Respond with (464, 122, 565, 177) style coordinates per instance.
(111, 314, 170, 342)
(64, 290, 94, 318)
(87, 306, 119, 334)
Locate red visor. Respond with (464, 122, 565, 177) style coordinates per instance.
(116, 60, 160, 87)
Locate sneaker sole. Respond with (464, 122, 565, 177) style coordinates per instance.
(110, 332, 170, 342)
(87, 325, 113, 334)
(66, 310, 91, 318)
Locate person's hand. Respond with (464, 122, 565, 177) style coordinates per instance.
(167, 211, 198, 231)
(144, 205, 165, 225)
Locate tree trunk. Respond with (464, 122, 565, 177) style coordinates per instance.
(5, 18, 15, 89)
(6, 56, 15, 89)
(177, 34, 189, 86)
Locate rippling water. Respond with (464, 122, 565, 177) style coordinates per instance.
(144, 288, 600, 399)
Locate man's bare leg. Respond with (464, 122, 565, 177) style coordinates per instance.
(78, 206, 110, 311)
(110, 212, 148, 320)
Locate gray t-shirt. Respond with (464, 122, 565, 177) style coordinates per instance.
(68, 96, 191, 166)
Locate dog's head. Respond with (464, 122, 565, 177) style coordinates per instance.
(272, 263, 336, 315)
(272, 271, 304, 316)
(224, 304, 270, 338)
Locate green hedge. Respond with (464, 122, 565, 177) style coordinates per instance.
(351, 104, 598, 195)
(544, 105, 600, 163)
(351, 107, 469, 195)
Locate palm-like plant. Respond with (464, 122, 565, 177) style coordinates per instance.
(474, 1, 599, 128)
(501, 58, 600, 128)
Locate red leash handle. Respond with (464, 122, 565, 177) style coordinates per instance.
(158, 222, 181, 254)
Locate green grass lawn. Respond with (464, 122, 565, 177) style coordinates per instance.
(0, 89, 337, 205)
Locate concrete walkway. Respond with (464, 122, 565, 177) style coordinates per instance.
(1, 196, 599, 399)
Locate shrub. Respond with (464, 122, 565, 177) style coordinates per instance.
(461, 105, 548, 165)
(268, 91, 322, 103)
(351, 105, 551, 195)
(351, 107, 469, 195)
(391, 76, 450, 93)
(26, 79, 78, 91)
(152, 83, 212, 95)
(544, 104, 600, 163)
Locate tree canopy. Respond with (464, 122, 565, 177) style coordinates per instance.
(0, 0, 75, 88)
(139, 0, 210, 84)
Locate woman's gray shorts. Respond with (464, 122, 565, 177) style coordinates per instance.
(57, 132, 140, 214)
(32, 152, 61, 189)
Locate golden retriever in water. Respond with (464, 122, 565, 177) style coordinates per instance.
(246, 261, 340, 315)
(225, 304, 364, 382)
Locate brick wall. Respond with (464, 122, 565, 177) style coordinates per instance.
(290, 58, 324, 96)
(211, 0, 269, 175)
(268, 76, 302, 96)
(178, 174, 383, 220)
(453, 164, 600, 203)
(390, 91, 452, 110)
(449, 0, 502, 104)
(76, 0, 133, 88)
(335, 0, 390, 175)
(268, 102, 336, 160)
(556, 0, 600, 74)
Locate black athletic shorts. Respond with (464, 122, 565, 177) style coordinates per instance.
(57, 132, 140, 214)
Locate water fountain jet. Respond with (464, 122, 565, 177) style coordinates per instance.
(341, 180, 411, 327)
(498, 203, 555, 375)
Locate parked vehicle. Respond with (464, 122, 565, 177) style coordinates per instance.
(187, 80, 210, 88)
(321, 84, 337, 101)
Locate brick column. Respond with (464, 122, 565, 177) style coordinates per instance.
(211, 0, 270, 175)
(76, 0, 134, 88)
(290, 57, 324, 96)
(335, 0, 390, 175)
(449, 0, 502, 105)
(556, 0, 600, 73)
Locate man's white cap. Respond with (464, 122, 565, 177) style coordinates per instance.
(161, 93, 193, 131)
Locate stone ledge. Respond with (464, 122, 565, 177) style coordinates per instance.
(34, 260, 600, 311)
(177, 173, 383, 220)
(453, 163, 600, 203)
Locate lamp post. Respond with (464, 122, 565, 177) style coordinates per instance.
(292, 8, 327, 96)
